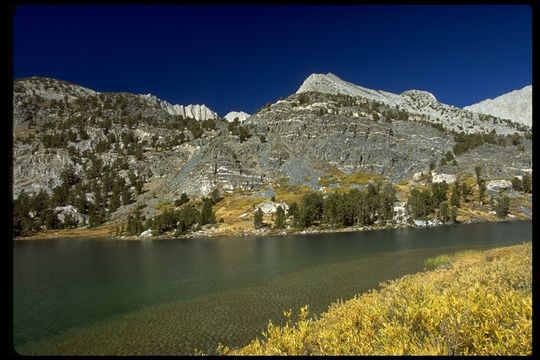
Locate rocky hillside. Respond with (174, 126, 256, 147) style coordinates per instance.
(12, 75, 532, 237)
(464, 85, 532, 127)
(297, 73, 530, 135)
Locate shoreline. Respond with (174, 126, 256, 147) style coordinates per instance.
(14, 215, 531, 242)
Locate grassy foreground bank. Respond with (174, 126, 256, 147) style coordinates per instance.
(218, 243, 532, 355)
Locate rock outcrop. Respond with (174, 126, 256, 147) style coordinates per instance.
(254, 201, 289, 214)
(140, 93, 218, 120)
(464, 85, 532, 127)
(224, 111, 250, 123)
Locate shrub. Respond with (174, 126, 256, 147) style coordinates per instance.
(424, 254, 451, 269)
(220, 243, 532, 355)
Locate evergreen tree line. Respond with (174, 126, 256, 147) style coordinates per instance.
(452, 131, 509, 156)
(511, 173, 532, 193)
(280, 182, 397, 230)
(406, 181, 459, 223)
(13, 160, 147, 235)
(123, 192, 219, 237)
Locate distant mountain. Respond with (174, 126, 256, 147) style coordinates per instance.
(464, 85, 532, 127)
(224, 111, 250, 123)
(297, 73, 407, 106)
(12, 74, 532, 237)
(140, 93, 218, 121)
(296, 73, 530, 135)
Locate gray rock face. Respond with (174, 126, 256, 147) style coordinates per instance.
(54, 205, 88, 226)
(12, 75, 532, 227)
(296, 73, 530, 136)
(464, 85, 532, 127)
(140, 94, 218, 120)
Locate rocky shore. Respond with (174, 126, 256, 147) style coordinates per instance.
(15, 212, 531, 242)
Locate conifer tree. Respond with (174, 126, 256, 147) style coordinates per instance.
(254, 208, 264, 229)
(200, 198, 216, 225)
(274, 206, 285, 229)
(478, 179, 486, 204)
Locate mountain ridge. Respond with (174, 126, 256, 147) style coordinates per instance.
(464, 85, 532, 127)
(12, 73, 532, 238)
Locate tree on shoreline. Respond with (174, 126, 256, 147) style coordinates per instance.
(274, 206, 285, 229)
(254, 208, 264, 229)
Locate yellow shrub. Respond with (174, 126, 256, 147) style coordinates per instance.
(220, 243, 532, 355)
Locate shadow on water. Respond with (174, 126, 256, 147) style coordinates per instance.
(13, 220, 532, 355)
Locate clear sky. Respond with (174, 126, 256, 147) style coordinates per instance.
(13, 5, 532, 116)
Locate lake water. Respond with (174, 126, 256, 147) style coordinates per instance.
(13, 221, 532, 355)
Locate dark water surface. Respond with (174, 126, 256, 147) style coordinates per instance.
(13, 221, 532, 354)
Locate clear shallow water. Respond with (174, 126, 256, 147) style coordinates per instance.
(13, 221, 532, 355)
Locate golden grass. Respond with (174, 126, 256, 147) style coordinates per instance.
(273, 183, 313, 204)
(214, 194, 266, 225)
(394, 183, 412, 202)
(15, 224, 116, 240)
(318, 168, 381, 190)
(154, 201, 174, 212)
(220, 243, 532, 355)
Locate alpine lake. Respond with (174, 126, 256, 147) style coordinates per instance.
(13, 220, 532, 355)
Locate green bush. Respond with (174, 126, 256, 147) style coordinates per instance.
(424, 254, 451, 269)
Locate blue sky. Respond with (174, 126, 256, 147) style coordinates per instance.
(13, 5, 531, 116)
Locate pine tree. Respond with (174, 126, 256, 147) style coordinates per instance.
(474, 166, 482, 186)
(175, 193, 189, 207)
(210, 188, 222, 204)
(461, 182, 472, 202)
(522, 173, 532, 193)
(478, 179, 486, 204)
(495, 192, 510, 218)
(431, 181, 448, 208)
(407, 188, 433, 219)
(449, 206, 457, 223)
(379, 183, 396, 222)
(438, 202, 450, 223)
(200, 198, 216, 225)
(254, 208, 264, 229)
(450, 183, 460, 207)
(512, 177, 523, 192)
(274, 206, 285, 229)
(288, 202, 300, 228)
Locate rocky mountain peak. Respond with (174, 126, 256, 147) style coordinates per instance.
(14, 76, 99, 101)
(464, 85, 532, 127)
(401, 89, 437, 103)
(139, 93, 218, 121)
(296, 73, 408, 109)
(224, 111, 250, 123)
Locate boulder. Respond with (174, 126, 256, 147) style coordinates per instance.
(254, 201, 289, 214)
(393, 202, 408, 225)
(54, 205, 88, 226)
(431, 172, 456, 184)
(486, 179, 512, 192)
(140, 229, 153, 238)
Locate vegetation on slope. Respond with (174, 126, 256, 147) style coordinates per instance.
(219, 243, 532, 355)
